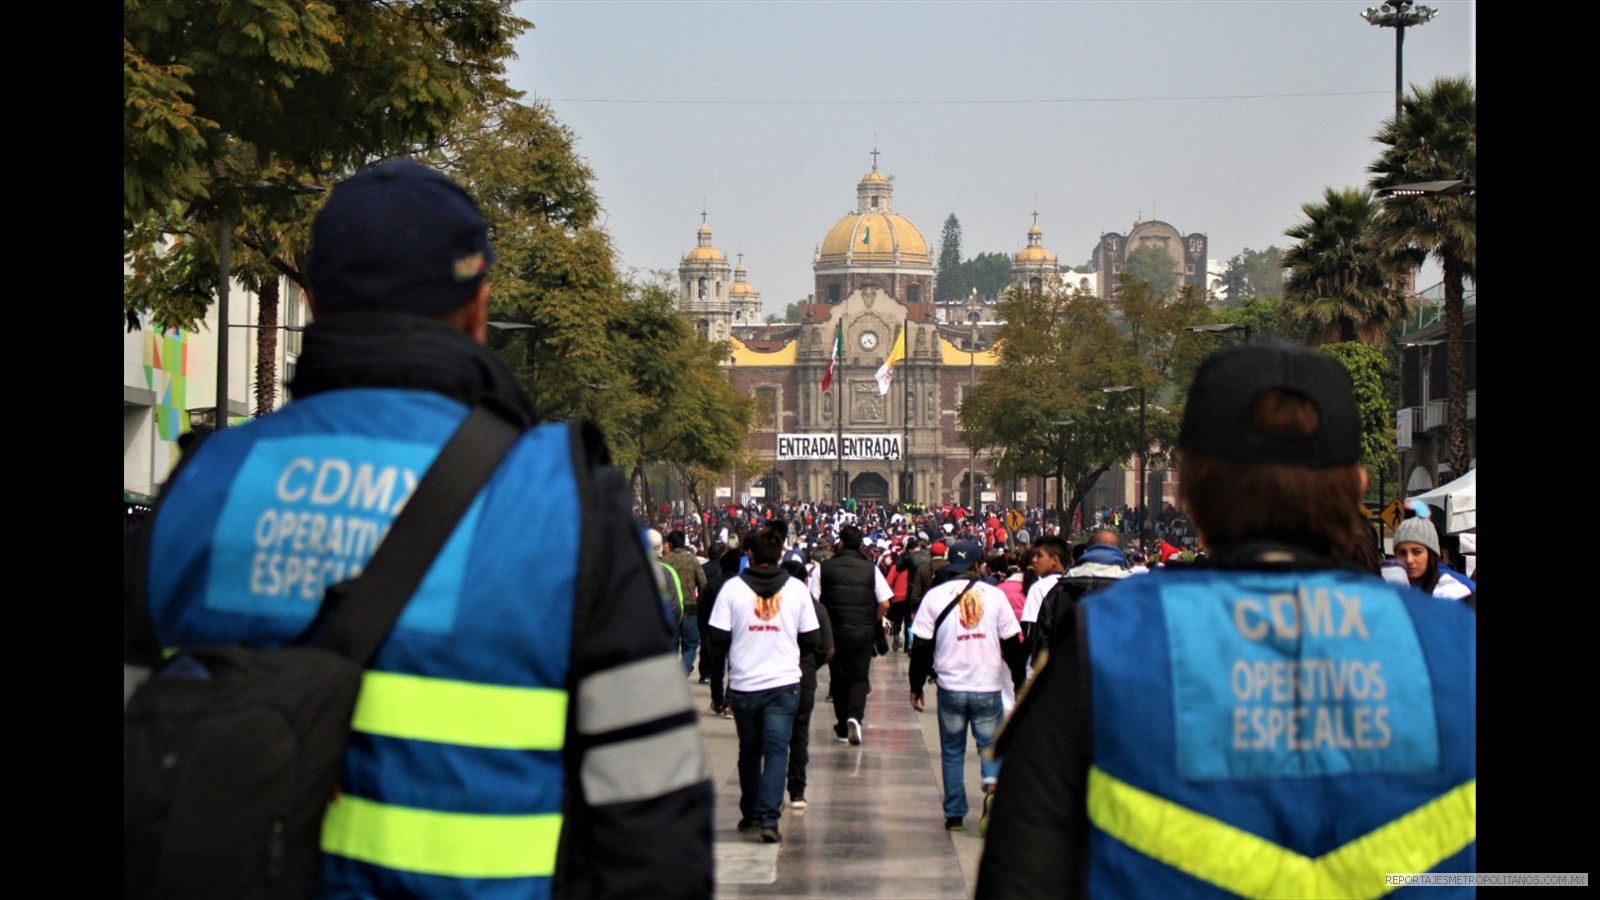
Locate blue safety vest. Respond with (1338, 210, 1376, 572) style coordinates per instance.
(1081, 568, 1476, 899)
(146, 387, 580, 898)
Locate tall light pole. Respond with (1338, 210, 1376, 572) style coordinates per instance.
(1050, 419, 1076, 532)
(1102, 385, 1147, 553)
(967, 310, 981, 512)
(1362, 1, 1439, 117)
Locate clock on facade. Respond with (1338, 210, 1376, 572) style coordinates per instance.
(859, 331, 879, 350)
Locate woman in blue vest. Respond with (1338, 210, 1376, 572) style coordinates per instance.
(976, 343, 1475, 899)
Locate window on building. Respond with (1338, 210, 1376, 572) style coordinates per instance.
(755, 387, 778, 430)
(698, 277, 707, 299)
(284, 280, 305, 356)
(907, 283, 921, 302)
(828, 284, 841, 302)
(1030, 277, 1042, 293)
(871, 196, 879, 209)
(698, 319, 709, 339)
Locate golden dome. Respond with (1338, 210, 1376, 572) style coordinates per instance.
(697, 223, 711, 234)
(860, 170, 890, 184)
(1028, 224, 1042, 235)
(684, 246, 726, 262)
(1015, 246, 1055, 263)
(817, 212, 931, 267)
(730, 281, 757, 296)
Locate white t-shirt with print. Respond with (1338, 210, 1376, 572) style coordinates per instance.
(911, 577, 1021, 694)
(708, 573, 820, 692)
(1020, 572, 1062, 625)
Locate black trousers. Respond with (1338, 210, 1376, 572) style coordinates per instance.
(828, 643, 874, 735)
(703, 641, 727, 710)
(786, 668, 818, 798)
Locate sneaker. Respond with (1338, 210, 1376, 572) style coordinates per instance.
(945, 816, 964, 831)
(760, 826, 782, 844)
(736, 818, 760, 834)
(721, 706, 733, 719)
(832, 735, 849, 744)
(707, 702, 721, 716)
(847, 718, 863, 746)
(892, 635, 902, 652)
(979, 792, 996, 837)
(790, 796, 808, 810)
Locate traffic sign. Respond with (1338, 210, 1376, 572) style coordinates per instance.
(1006, 509, 1025, 532)
(1379, 498, 1405, 532)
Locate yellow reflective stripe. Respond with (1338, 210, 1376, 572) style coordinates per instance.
(1088, 766, 1476, 900)
(322, 793, 560, 879)
(352, 670, 567, 750)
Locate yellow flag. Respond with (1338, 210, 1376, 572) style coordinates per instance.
(874, 324, 907, 395)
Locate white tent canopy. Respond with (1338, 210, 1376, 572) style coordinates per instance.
(1410, 468, 1476, 534)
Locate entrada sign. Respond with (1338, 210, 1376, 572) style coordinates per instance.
(777, 433, 902, 461)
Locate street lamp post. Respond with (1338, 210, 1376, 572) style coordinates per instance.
(1188, 322, 1253, 343)
(1361, 1, 1439, 118)
(1050, 419, 1076, 532)
(1102, 385, 1147, 554)
(967, 310, 981, 512)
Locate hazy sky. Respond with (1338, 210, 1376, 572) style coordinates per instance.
(507, 1, 1475, 312)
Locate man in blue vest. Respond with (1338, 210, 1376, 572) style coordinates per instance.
(976, 342, 1475, 898)
(124, 159, 714, 898)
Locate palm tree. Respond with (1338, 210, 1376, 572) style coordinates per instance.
(1281, 187, 1410, 346)
(1369, 76, 1476, 477)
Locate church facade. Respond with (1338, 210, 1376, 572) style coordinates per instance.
(678, 159, 1074, 506)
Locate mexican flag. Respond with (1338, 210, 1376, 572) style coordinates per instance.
(821, 320, 843, 392)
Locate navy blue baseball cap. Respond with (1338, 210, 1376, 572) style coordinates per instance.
(307, 159, 494, 316)
(945, 541, 985, 575)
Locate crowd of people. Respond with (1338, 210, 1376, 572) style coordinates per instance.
(126, 160, 1476, 898)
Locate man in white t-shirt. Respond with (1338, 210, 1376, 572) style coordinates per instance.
(707, 524, 821, 845)
(908, 541, 1025, 834)
(1019, 534, 1070, 641)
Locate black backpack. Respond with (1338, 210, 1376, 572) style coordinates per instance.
(123, 403, 521, 900)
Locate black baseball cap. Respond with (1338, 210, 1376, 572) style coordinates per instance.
(307, 159, 494, 317)
(1179, 342, 1361, 468)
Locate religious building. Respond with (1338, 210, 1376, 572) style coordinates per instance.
(677, 157, 1072, 506)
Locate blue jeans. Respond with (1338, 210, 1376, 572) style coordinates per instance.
(936, 689, 1003, 818)
(728, 684, 800, 828)
(678, 611, 700, 676)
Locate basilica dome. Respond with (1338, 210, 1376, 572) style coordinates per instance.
(1014, 223, 1056, 264)
(815, 164, 932, 269)
(683, 222, 726, 262)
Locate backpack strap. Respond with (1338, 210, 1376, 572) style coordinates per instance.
(313, 401, 522, 665)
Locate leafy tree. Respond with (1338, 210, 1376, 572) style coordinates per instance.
(1282, 187, 1409, 347)
(960, 251, 1014, 301)
(961, 284, 1169, 529)
(1369, 75, 1476, 478)
(1121, 245, 1179, 298)
(606, 273, 753, 516)
(1218, 247, 1285, 302)
(765, 301, 802, 324)
(445, 99, 621, 424)
(1320, 342, 1397, 504)
(936, 213, 967, 301)
(1208, 296, 1304, 345)
(125, 1, 528, 415)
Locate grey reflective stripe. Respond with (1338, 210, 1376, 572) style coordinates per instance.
(577, 653, 693, 735)
(581, 723, 709, 805)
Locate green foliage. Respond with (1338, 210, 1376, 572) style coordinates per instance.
(1121, 245, 1179, 297)
(124, 0, 529, 330)
(1282, 187, 1409, 347)
(766, 301, 802, 324)
(960, 282, 1187, 527)
(936, 213, 965, 301)
(1218, 247, 1284, 303)
(604, 273, 753, 510)
(961, 252, 1013, 301)
(1368, 76, 1476, 477)
(1319, 342, 1398, 497)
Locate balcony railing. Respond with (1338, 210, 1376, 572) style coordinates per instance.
(1412, 390, 1478, 433)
